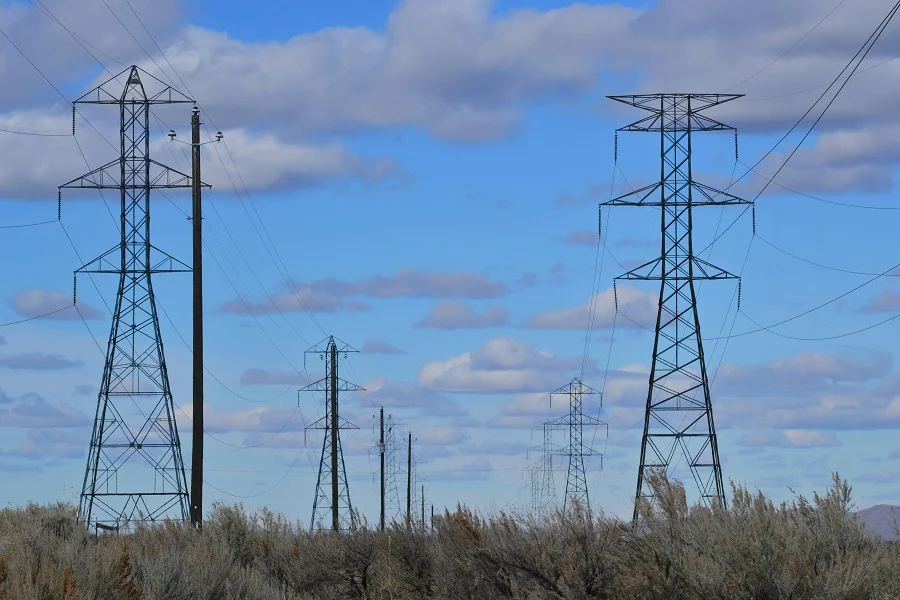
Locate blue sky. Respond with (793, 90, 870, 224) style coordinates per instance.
(1, 0, 900, 525)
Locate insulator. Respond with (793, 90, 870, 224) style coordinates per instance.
(737, 280, 742, 311)
(598, 206, 602, 239)
(752, 203, 756, 235)
(57, 190, 61, 220)
(71, 106, 76, 136)
(734, 130, 738, 162)
(613, 281, 619, 311)
(614, 132, 618, 164)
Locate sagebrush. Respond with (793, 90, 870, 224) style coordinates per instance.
(0, 473, 897, 599)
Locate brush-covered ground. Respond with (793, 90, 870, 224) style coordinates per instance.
(0, 473, 897, 599)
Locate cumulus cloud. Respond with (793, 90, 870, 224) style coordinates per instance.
(362, 378, 467, 417)
(218, 269, 508, 315)
(361, 340, 406, 355)
(11, 289, 101, 320)
(0, 352, 82, 370)
(414, 301, 509, 329)
(158, 0, 637, 141)
(196, 402, 303, 434)
(9, 428, 88, 460)
(0, 390, 90, 428)
(193, 128, 405, 191)
(737, 430, 840, 448)
(712, 350, 900, 431)
(0, 0, 182, 111)
(718, 350, 892, 392)
(417, 425, 468, 446)
(419, 337, 586, 394)
(524, 284, 657, 330)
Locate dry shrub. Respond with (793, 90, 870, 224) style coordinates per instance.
(0, 473, 896, 599)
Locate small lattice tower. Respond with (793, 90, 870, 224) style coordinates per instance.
(546, 378, 605, 513)
(301, 336, 362, 532)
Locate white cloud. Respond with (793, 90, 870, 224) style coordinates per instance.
(737, 430, 840, 448)
(11, 289, 101, 320)
(419, 337, 586, 394)
(524, 284, 657, 330)
(414, 301, 509, 329)
(190, 128, 404, 191)
(417, 425, 467, 446)
(158, 1, 636, 141)
(218, 269, 508, 315)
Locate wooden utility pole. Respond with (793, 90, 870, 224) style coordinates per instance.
(406, 432, 412, 529)
(330, 342, 340, 532)
(380, 407, 386, 533)
(189, 104, 204, 530)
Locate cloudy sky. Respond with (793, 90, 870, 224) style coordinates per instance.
(1, 0, 900, 524)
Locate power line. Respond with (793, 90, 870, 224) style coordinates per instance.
(725, 0, 848, 92)
(739, 158, 900, 210)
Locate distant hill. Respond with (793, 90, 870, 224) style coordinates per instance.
(857, 505, 900, 540)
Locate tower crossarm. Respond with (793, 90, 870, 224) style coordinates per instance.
(614, 257, 739, 281)
(59, 159, 208, 191)
(74, 66, 194, 106)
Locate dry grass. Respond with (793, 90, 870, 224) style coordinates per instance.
(0, 473, 897, 599)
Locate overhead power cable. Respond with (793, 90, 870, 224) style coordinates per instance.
(725, 0, 848, 92)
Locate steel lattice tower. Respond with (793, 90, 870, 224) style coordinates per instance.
(301, 336, 362, 532)
(526, 421, 559, 515)
(384, 414, 404, 525)
(602, 94, 750, 524)
(545, 378, 605, 512)
(61, 66, 205, 530)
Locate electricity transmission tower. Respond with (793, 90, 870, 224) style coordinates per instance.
(301, 336, 362, 532)
(525, 421, 559, 515)
(61, 66, 205, 531)
(383, 413, 405, 526)
(602, 94, 749, 524)
(545, 378, 605, 513)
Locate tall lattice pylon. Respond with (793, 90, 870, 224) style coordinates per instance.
(545, 378, 605, 513)
(301, 336, 362, 532)
(384, 414, 405, 525)
(602, 94, 750, 524)
(61, 66, 206, 530)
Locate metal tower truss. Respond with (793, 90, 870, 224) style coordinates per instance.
(602, 93, 750, 524)
(61, 66, 208, 530)
(301, 336, 362, 532)
(546, 378, 605, 513)
(384, 414, 405, 525)
(526, 421, 561, 515)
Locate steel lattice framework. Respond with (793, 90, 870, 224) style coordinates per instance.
(545, 378, 605, 513)
(602, 94, 750, 524)
(61, 66, 207, 530)
(384, 414, 405, 525)
(301, 336, 362, 532)
(526, 421, 559, 515)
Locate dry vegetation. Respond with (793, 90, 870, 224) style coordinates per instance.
(0, 473, 897, 599)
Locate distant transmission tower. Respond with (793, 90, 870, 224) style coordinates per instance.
(62, 66, 205, 530)
(301, 336, 362, 532)
(602, 94, 750, 524)
(383, 414, 404, 525)
(526, 421, 559, 515)
(545, 378, 604, 513)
